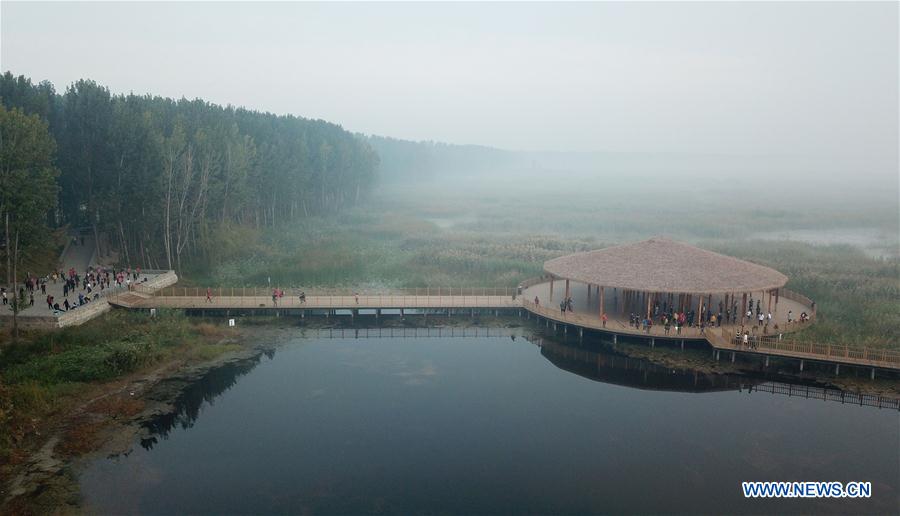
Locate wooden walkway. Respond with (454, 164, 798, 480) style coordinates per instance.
(109, 292, 519, 310)
(110, 284, 899, 373)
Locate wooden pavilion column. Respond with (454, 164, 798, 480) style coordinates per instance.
(766, 290, 772, 315)
(741, 292, 747, 324)
(587, 283, 591, 303)
(646, 292, 652, 320)
(774, 288, 780, 314)
(698, 294, 705, 326)
(564, 279, 570, 300)
(549, 276, 554, 302)
(598, 286, 605, 317)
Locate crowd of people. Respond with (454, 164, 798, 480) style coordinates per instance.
(1, 265, 149, 314)
(530, 289, 813, 338)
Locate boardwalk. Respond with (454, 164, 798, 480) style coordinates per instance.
(111, 281, 899, 373)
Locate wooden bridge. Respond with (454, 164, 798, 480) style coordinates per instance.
(109, 283, 900, 375)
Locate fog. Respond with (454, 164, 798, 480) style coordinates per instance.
(3, 1, 898, 218)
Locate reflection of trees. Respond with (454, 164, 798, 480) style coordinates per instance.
(140, 354, 266, 449)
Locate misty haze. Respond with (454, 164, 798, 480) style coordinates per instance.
(1, 2, 898, 515)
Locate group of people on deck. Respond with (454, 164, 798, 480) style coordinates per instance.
(1, 265, 145, 314)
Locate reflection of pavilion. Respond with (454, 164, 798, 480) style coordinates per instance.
(538, 337, 752, 393)
(523, 238, 814, 340)
(537, 336, 900, 409)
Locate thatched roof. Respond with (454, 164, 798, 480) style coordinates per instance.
(543, 238, 788, 294)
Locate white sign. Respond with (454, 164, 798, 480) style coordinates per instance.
(150, 308, 157, 317)
(229, 318, 235, 327)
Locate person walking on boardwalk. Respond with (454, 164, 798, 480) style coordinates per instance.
(272, 289, 278, 306)
(757, 312, 764, 327)
(534, 296, 540, 306)
(601, 312, 607, 328)
(355, 292, 359, 304)
(206, 287, 212, 303)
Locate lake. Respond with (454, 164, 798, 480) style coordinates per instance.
(80, 327, 899, 514)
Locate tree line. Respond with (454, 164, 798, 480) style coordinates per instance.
(0, 72, 379, 272)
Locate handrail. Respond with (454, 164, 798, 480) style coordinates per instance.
(724, 331, 899, 367)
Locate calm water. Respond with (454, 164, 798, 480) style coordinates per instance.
(80, 328, 899, 514)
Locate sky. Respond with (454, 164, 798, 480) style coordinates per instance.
(1, 1, 897, 168)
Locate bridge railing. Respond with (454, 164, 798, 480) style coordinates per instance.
(133, 286, 522, 309)
(724, 330, 900, 368)
(147, 286, 518, 298)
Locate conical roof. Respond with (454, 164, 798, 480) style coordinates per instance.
(543, 238, 788, 294)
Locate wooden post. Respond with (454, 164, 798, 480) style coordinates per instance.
(598, 286, 604, 318)
(741, 293, 747, 324)
(698, 295, 704, 327)
(587, 283, 591, 302)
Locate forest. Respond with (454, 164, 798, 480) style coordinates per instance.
(0, 72, 379, 273)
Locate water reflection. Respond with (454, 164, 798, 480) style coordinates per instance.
(141, 353, 268, 449)
(81, 327, 900, 515)
(536, 335, 900, 410)
(539, 337, 755, 393)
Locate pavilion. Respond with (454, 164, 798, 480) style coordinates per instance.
(523, 238, 812, 335)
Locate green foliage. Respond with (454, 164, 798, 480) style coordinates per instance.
(0, 71, 379, 271)
(1, 310, 195, 384)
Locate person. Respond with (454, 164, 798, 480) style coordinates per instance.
(767, 312, 772, 324)
(664, 318, 671, 335)
(1, 289, 7, 305)
(41, 283, 46, 295)
(29, 292, 34, 306)
(601, 312, 607, 328)
(299, 291, 306, 303)
(742, 331, 749, 348)
(355, 292, 359, 304)
(757, 312, 764, 327)
(64, 298, 70, 311)
(206, 287, 212, 303)
(46, 294, 53, 310)
(272, 289, 278, 306)
(559, 300, 566, 314)
(534, 296, 539, 306)
(787, 310, 793, 324)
